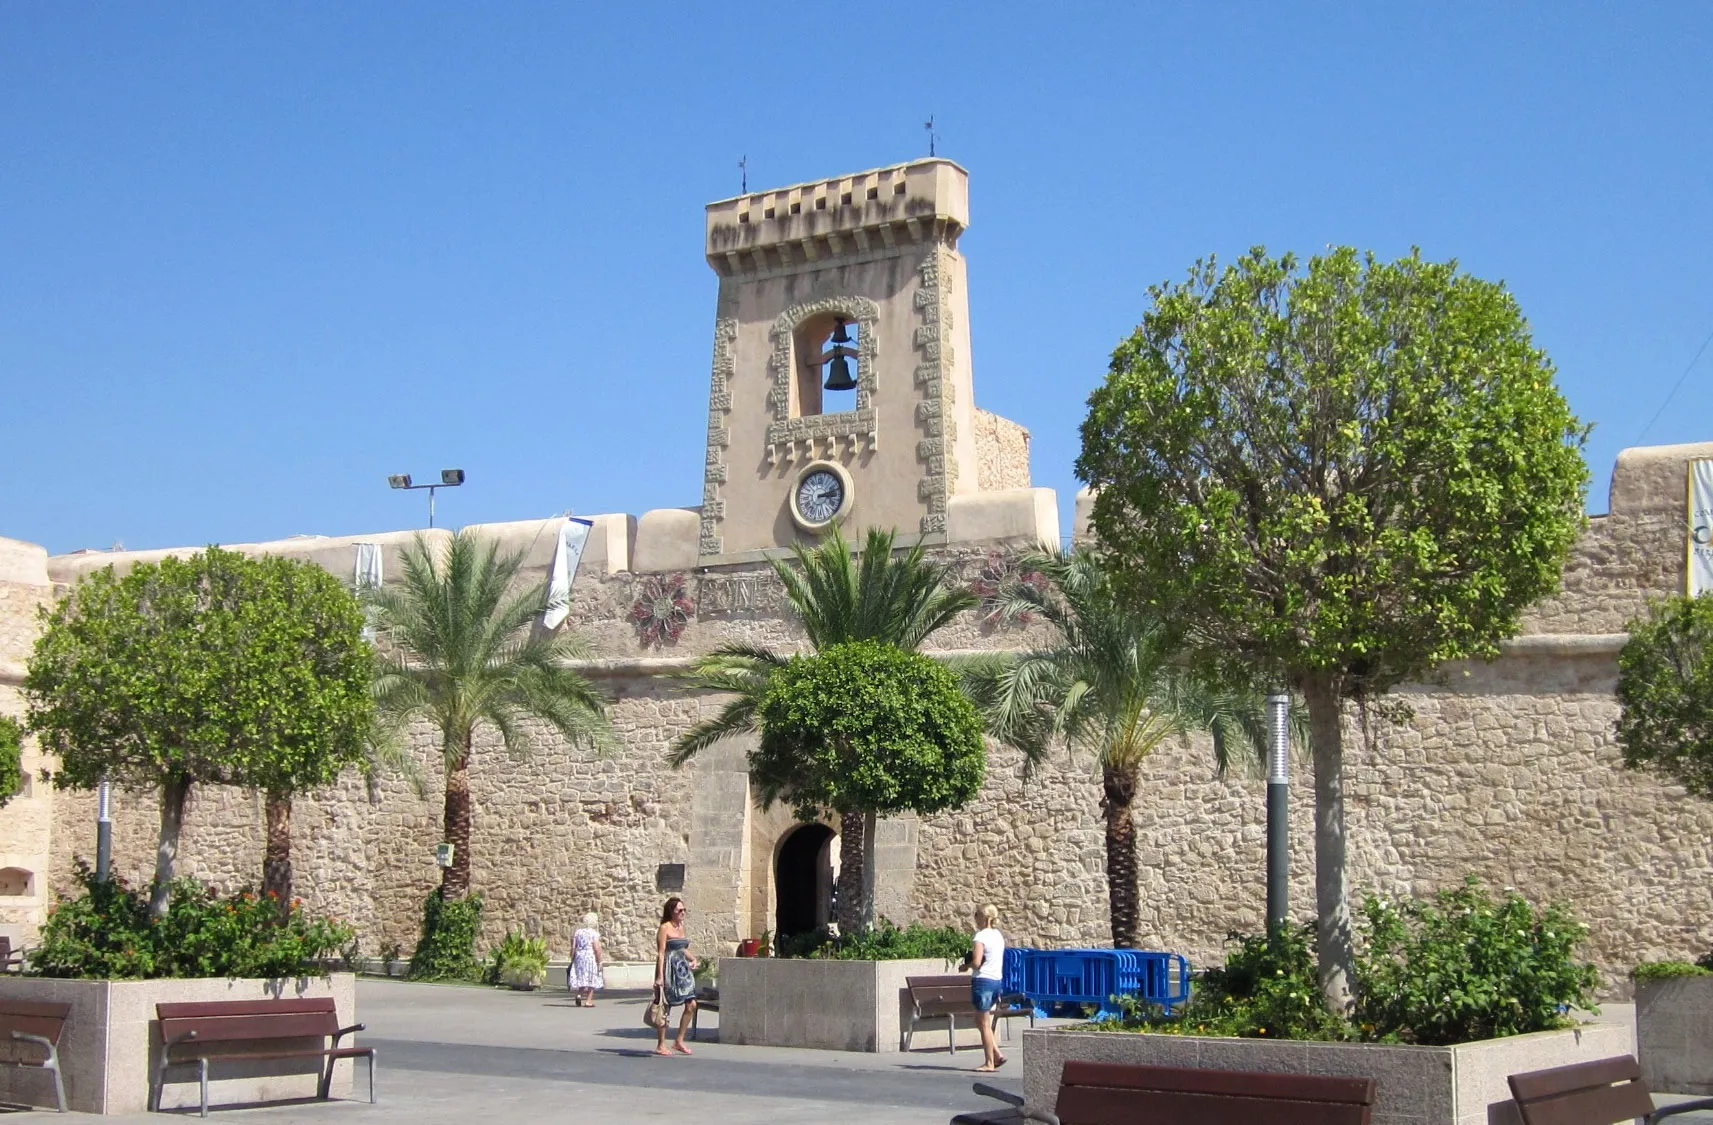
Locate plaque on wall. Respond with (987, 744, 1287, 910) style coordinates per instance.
(655, 863, 686, 893)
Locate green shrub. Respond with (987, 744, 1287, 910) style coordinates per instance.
(773, 918, 969, 962)
(1632, 961, 1713, 981)
(1102, 923, 1351, 1041)
(485, 928, 549, 987)
(1353, 877, 1599, 1046)
(0, 716, 23, 810)
(30, 862, 352, 979)
(407, 890, 483, 982)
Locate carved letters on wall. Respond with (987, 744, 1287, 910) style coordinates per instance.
(696, 572, 788, 617)
(700, 310, 739, 556)
(915, 252, 958, 533)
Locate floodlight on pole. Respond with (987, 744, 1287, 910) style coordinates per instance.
(387, 469, 466, 527)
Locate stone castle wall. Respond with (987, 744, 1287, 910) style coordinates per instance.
(6, 442, 1713, 994)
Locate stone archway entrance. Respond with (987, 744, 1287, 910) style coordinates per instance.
(774, 824, 836, 939)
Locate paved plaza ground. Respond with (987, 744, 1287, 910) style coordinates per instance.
(7, 980, 1706, 1123)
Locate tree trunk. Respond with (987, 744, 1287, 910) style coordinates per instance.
(151, 774, 192, 920)
(860, 810, 877, 932)
(836, 810, 866, 934)
(1102, 762, 1140, 949)
(1304, 673, 1354, 1013)
(441, 735, 474, 899)
(262, 792, 293, 917)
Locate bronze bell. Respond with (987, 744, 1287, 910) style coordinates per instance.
(824, 353, 857, 392)
(823, 318, 857, 391)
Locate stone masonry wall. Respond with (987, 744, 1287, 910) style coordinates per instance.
(18, 441, 1713, 992)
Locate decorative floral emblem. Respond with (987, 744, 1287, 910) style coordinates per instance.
(630, 572, 695, 648)
(969, 552, 1049, 629)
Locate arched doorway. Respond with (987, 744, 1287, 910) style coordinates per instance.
(774, 824, 836, 939)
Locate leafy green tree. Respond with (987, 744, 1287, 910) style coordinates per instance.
(960, 548, 1274, 948)
(367, 530, 613, 902)
(668, 523, 976, 931)
(753, 640, 985, 916)
(1616, 593, 1713, 797)
(25, 548, 374, 917)
(1077, 247, 1589, 1006)
(0, 716, 24, 810)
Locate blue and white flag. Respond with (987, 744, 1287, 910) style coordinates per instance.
(544, 517, 594, 629)
(1691, 460, 1713, 597)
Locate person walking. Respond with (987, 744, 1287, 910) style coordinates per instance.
(653, 897, 699, 1056)
(962, 904, 1007, 1071)
(568, 912, 606, 1007)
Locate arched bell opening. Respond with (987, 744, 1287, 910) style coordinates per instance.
(773, 823, 837, 939)
(793, 313, 861, 418)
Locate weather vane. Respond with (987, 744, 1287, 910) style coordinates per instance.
(924, 117, 936, 157)
(739, 155, 747, 193)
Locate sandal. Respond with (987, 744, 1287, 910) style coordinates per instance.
(672, 1043, 694, 1055)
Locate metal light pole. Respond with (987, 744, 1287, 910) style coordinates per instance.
(96, 778, 113, 882)
(1266, 690, 1292, 933)
(387, 469, 466, 528)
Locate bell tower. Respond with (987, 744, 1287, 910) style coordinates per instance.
(699, 159, 1032, 557)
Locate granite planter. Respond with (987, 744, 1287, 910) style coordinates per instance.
(0, 972, 357, 1114)
(1637, 975, 1713, 1095)
(1022, 1021, 1635, 1125)
(717, 956, 985, 1053)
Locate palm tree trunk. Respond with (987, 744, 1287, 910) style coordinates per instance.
(1304, 673, 1353, 1012)
(836, 811, 866, 933)
(1102, 763, 1140, 949)
(150, 774, 192, 920)
(441, 735, 474, 899)
(262, 792, 293, 917)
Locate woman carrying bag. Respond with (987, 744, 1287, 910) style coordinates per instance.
(651, 897, 699, 1055)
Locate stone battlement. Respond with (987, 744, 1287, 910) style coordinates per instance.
(705, 159, 969, 277)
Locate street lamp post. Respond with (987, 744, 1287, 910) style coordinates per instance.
(387, 469, 466, 527)
(1266, 690, 1291, 933)
(96, 778, 113, 882)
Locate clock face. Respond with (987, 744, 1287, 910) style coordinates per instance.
(795, 468, 846, 526)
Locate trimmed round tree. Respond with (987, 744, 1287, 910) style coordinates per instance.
(1617, 594, 1713, 797)
(25, 547, 373, 916)
(753, 640, 986, 928)
(0, 716, 24, 809)
(1078, 247, 1589, 1007)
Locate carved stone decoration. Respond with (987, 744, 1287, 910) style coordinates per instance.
(696, 571, 790, 617)
(968, 551, 1050, 629)
(764, 296, 880, 465)
(915, 252, 957, 533)
(630, 572, 696, 648)
(700, 311, 739, 555)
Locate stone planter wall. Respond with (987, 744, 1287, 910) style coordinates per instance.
(0, 972, 356, 1114)
(1022, 1021, 1634, 1125)
(718, 956, 985, 1053)
(1637, 975, 1713, 1095)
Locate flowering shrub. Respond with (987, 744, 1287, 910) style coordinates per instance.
(1098, 877, 1597, 1047)
(31, 862, 353, 979)
(774, 919, 970, 962)
(1353, 877, 1598, 1045)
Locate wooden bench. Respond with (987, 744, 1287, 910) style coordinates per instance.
(0, 937, 26, 973)
(0, 999, 69, 1113)
(1508, 1054, 1713, 1125)
(153, 997, 375, 1118)
(903, 975, 1032, 1054)
(953, 1060, 1377, 1125)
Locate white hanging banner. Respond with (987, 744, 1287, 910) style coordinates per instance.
(543, 517, 594, 629)
(1691, 459, 1713, 596)
(354, 543, 384, 641)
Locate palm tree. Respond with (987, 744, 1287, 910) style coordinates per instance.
(368, 530, 615, 899)
(959, 547, 1272, 949)
(669, 522, 976, 931)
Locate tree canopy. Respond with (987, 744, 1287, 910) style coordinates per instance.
(753, 640, 986, 822)
(25, 547, 374, 915)
(1077, 246, 1588, 1006)
(1616, 593, 1713, 798)
(0, 716, 23, 810)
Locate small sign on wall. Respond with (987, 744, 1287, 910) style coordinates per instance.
(655, 864, 685, 893)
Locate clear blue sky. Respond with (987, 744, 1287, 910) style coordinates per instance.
(4, 4, 1710, 555)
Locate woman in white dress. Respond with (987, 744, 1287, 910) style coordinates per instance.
(568, 911, 606, 1007)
